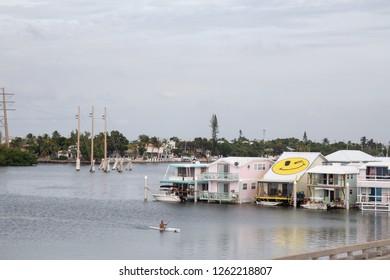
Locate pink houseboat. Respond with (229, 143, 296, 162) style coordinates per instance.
(357, 159, 390, 212)
(199, 157, 274, 203)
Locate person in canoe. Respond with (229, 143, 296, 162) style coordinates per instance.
(159, 220, 168, 230)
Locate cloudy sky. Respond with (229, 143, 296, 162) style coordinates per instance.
(1, 0, 389, 144)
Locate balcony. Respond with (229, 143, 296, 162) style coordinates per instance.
(307, 178, 346, 187)
(358, 175, 390, 182)
(198, 191, 239, 203)
(202, 172, 239, 181)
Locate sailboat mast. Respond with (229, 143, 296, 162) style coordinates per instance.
(90, 106, 95, 172)
(101, 107, 111, 172)
(76, 106, 81, 171)
(103, 107, 108, 171)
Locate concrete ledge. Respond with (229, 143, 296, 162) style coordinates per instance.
(274, 239, 390, 260)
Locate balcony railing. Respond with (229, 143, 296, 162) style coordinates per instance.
(199, 191, 239, 202)
(307, 178, 346, 187)
(359, 175, 390, 182)
(202, 172, 239, 181)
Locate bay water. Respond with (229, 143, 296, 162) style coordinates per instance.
(0, 163, 389, 260)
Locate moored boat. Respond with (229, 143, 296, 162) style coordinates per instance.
(255, 200, 283, 206)
(152, 186, 183, 202)
(301, 197, 329, 210)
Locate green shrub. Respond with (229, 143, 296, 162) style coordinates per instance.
(0, 146, 38, 166)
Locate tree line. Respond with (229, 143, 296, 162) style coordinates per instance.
(1, 114, 388, 165)
(1, 128, 388, 166)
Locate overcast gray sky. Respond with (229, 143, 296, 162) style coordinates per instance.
(1, 0, 389, 144)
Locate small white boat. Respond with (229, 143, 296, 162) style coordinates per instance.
(148, 226, 181, 233)
(152, 186, 182, 202)
(152, 192, 182, 202)
(256, 200, 283, 206)
(301, 197, 328, 210)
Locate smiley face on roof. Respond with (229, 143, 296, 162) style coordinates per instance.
(272, 157, 309, 175)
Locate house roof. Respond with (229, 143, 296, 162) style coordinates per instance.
(359, 160, 390, 170)
(307, 165, 359, 175)
(261, 152, 326, 182)
(325, 150, 375, 163)
(373, 157, 390, 163)
(209, 157, 273, 168)
(167, 163, 210, 168)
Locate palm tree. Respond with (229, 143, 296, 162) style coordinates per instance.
(210, 114, 219, 155)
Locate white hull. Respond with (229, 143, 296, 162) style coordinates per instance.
(152, 193, 181, 202)
(148, 226, 180, 233)
(256, 201, 283, 206)
(301, 203, 328, 210)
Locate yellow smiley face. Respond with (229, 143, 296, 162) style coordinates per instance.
(272, 157, 309, 175)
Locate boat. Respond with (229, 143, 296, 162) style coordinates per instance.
(151, 186, 183, 202)
(158, 162, 210, 202)
(301, 197, 329, 210)
(148, 226, 181, 233)
(255, 200, 283, 206)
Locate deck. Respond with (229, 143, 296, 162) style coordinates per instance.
(358, 201, 390, 212)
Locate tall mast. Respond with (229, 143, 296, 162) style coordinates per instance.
(103, 107, 108, 172)
(76, 106, 81, 171)
(90, 106, 95, 172)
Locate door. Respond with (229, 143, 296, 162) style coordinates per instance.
(218, 164, 229, 173)
(217, 183, 229, 193)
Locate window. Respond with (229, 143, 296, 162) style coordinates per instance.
(251, 183, 256, 190)
(254, 163, 266, 170)
(243, 183, 248, 190)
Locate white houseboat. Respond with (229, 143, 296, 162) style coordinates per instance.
(157, 162, 209, 202)
(305, 164, 359, 209)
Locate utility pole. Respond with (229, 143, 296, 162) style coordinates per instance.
(0, 87, 14, 148)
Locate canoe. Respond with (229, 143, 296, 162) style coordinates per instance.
(148, 226, 181, 233)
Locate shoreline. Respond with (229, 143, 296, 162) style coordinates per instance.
(36, 158, 210, 164)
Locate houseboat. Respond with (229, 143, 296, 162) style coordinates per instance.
(158, 162, 209, 202)
(200, 157, 274, 203)
(305, 164, 359, 209)
(256, 152, 327, 206)
(356, 160, 390, 212)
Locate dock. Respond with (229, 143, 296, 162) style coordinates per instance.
(274, 238, 390, 260)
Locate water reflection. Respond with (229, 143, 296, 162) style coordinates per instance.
(357, 211, 390, 242)
(1, 164, 390, 259)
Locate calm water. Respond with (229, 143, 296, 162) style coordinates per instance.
(0, 163, 389, 260)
